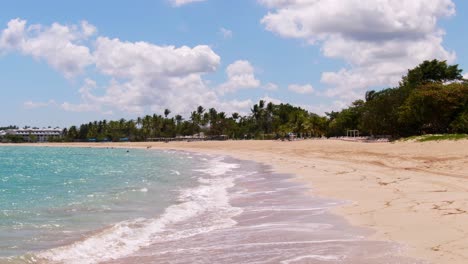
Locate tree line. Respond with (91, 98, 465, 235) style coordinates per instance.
(60, 102, 330, 142)
(0, 125, 18, 130)
(5, 60, 467, 142)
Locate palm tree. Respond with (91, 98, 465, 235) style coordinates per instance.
(251, 104, 259, 119)
(232, 112, 240, 121)
(202, 112, 210, 127)
(175, 115, 183, 125)
(151, 114, 162, 137)
(209, 108, 218, 124)
(197, 106, 205, 115)
(142, 115, 152, 139)
(259, 100, 265, 109)
(126, 120, 136, 140)
(266, 102, 274, 134)
(164, 109, 171, 118)
(136, 117, 142, 129)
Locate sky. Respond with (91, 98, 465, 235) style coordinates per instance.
(0, 0, 467, 127)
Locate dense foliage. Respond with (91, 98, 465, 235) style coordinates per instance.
(59, 104, 329, 142)
(0, 125, 18, 130)
(337, 59, 467, 137)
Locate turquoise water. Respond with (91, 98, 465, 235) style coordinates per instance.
(0, 146, 197, 258)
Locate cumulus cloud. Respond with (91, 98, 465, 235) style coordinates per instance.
(218, 60, 261, 94)
(261, 95, 282, 105)
(214, 98, 254, 116)
(260, 0, 457, 101)
(61, 79, 100, 113)
(23, 100, 56, 109)
(303, 100, 348, 116)
(263, 82, 279, 91)
(463, 73, 468, 80)
(219, 27, 233, 39)
(94, 37, 219, 79)
(0, 19, 26, 50)
(0, 18, 94, 77)
(62, 38, 222, 115)
(61, 102, 99, 113)
(170, 0, 206, 7)
(81, 21, 97, 37)
(1, 18, 264, 117)
(288, 83, 314, 94)
(60, 38, 251, 115)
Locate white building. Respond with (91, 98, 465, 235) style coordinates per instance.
(4, 128, 62, 142)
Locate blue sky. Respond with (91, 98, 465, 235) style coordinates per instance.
(0, 0, 467, 127)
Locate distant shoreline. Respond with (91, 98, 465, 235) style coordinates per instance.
(3, 140, 468, 263)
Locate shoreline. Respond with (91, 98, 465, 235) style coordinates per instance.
(3, 140, 468, 263)
(105, 154, 417, 263)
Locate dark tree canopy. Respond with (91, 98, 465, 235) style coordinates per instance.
(324, 59, 467, 137)
(398, 83, 468, 134)
(401, 59, 463, 89)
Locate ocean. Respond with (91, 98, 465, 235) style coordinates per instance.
(0, 146, 421, 264)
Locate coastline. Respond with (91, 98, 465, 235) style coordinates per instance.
(3, 140, 468, 263)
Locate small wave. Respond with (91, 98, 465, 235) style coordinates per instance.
(194, 156, 240, 176)
(281, 254, 343, 263)
(246, 207, 326, 212)
(35, 157, 242, 264)
(170, 170, 181, 175)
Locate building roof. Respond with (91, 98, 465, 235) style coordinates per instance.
(5, 128, 62, 136)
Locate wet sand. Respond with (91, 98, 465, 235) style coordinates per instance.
(7, 139, 468, 263)
(104, 157, 420, 264)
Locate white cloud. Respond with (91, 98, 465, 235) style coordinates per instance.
(60, 79, 101, 113)
(65, 38, 222, 115)
(81, 21, 97, 37)
(1, 19, 262, 117)
(219, 27, 233, 39)
(215, 99, 254, 116)
(170, 0, 206, 7)
(303, 100, 348, 116)
(218, 60, 261, 94)
(288, 83, 314, 94)
(0, 18, 94, 77)
(0, 19, 26, 50)
(263, 82, 279, 91)
(94, 37, 220, 79)
(61, 102, 99, 113)
(23, 100, 56, 109)
(261, 95, 282, 105)
(62, 39, 252, 116)
(260, 0, 457, 102)
(463, 73, 468, 80)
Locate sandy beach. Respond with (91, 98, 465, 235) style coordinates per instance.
(7, 139, 468, 263)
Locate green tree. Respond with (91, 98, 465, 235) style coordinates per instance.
(401, 59, 463, 89)
(450, 108, 468, 133)
(66, 126, 78, 141)
(399, 83, 468, 134)
(359, 88, 406, 136)
(164, 109, 171, 118)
